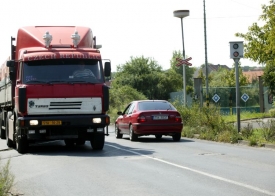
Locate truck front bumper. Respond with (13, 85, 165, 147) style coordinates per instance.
(17, 114, 110, 140)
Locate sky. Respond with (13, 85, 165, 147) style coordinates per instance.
(0, 0, 270, 71)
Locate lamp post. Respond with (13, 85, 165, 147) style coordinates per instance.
(173, 10, 189, 107)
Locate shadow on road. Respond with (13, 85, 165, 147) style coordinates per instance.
(25, 140, 156, 157)
(123, 136, 195, 143)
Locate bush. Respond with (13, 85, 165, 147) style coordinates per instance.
(174, 103, 240, 143)
(108, 85, 147, 123)
(269, 108, 275, 117)
(261, 119, 275, 142)
(240, 123, 254, 139)
(0, 159, 14, 196)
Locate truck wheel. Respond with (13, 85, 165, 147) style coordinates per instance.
(64, 139, 75, 147)
(115, 124, 123, 139)
(76, 139, 86, 145)
(0, 113, 6, 139)
(6, 116, 14, 148)
(16, 135, 29, 154)
(90, 133, 105, 150)
(129, 125, 137, 141)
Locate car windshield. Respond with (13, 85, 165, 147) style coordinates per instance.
(22, 59, 104, 84)
(138, 101, 176, 111)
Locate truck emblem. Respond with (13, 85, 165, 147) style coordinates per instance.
(93, 106, 96, 111)
(29, 101, 35, 108)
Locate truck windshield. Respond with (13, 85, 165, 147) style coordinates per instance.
(22, 59, 104, 84)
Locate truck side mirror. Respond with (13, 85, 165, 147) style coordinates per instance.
(6, 60, 15, 80)
(104, 62, 111, 77)
(6, 60, 15, 68)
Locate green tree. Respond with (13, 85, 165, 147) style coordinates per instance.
(210, 65, 248, 87)
(235, 0, 275, 93)
(197, 63, 214, 86)
(113, 56, 182, 100)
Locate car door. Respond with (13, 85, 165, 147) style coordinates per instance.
(121, 103, 135, 134)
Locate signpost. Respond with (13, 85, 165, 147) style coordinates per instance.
(229, 41, 243, 133)
(175, 57, 192, 107)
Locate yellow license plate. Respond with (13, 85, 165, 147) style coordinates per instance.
(42, 120, 62, 125)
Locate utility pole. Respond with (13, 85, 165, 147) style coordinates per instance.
(203, 0, 209, 107)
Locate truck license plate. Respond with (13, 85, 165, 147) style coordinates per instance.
(42, 120, 62, 125)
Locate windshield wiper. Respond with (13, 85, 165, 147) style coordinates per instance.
(69, 81, 93, 84)
(47, 80, 68, 84)
(25, 80, 47, 84)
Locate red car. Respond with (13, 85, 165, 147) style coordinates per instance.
(115, 100, 183, 141)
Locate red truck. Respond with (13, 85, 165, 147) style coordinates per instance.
(0, 26, 111, 153)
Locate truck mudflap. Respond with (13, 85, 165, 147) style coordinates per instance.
(17, 114, 110, 140)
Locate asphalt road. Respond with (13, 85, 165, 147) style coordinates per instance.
(0, 125, 274, 196)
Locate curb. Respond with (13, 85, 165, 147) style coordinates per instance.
(238, 140, 275, 150)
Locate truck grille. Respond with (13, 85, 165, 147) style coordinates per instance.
(49, 101, 82, 110)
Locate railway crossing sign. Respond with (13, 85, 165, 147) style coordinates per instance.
(176, 57, 192, 67)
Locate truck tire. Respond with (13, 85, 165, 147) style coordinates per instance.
(6, 116, 14, 148)
(16, 135, 29, 154)
(75, 139, 86, 145)
(90, 133, 105, 150)
(64, 139, 75, 147)
(0, 112, 6, 139)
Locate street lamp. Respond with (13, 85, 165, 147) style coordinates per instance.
(173, 10, 189, 107)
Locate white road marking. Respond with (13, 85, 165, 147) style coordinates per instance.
(106, 144, 275, 196)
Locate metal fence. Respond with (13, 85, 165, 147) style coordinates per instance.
(170, 86, 273, 115)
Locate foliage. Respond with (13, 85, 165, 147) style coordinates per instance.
(108, 85, 147, 123)
(113, 56, 182, 100)
(261, 119, 275, 141)
(222, 111, 270, 123)
(209, 66, 248, 87)
(196, 63, 213, 86)
(0, 159, 14, 196)
(235, 0, 275, 94)
(172, 102, 239, 143)
(240, 123, 254, 139)
(269, 108, 275, 117)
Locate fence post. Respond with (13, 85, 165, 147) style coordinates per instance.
(194, 78, 203, 108)
(258, 76, 264, 113)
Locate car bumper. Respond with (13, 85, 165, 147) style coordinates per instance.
(132, 123, 183, 135)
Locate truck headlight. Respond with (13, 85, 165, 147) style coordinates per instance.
(30, 120, 39, 126)
(93, 118, 101, 123)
